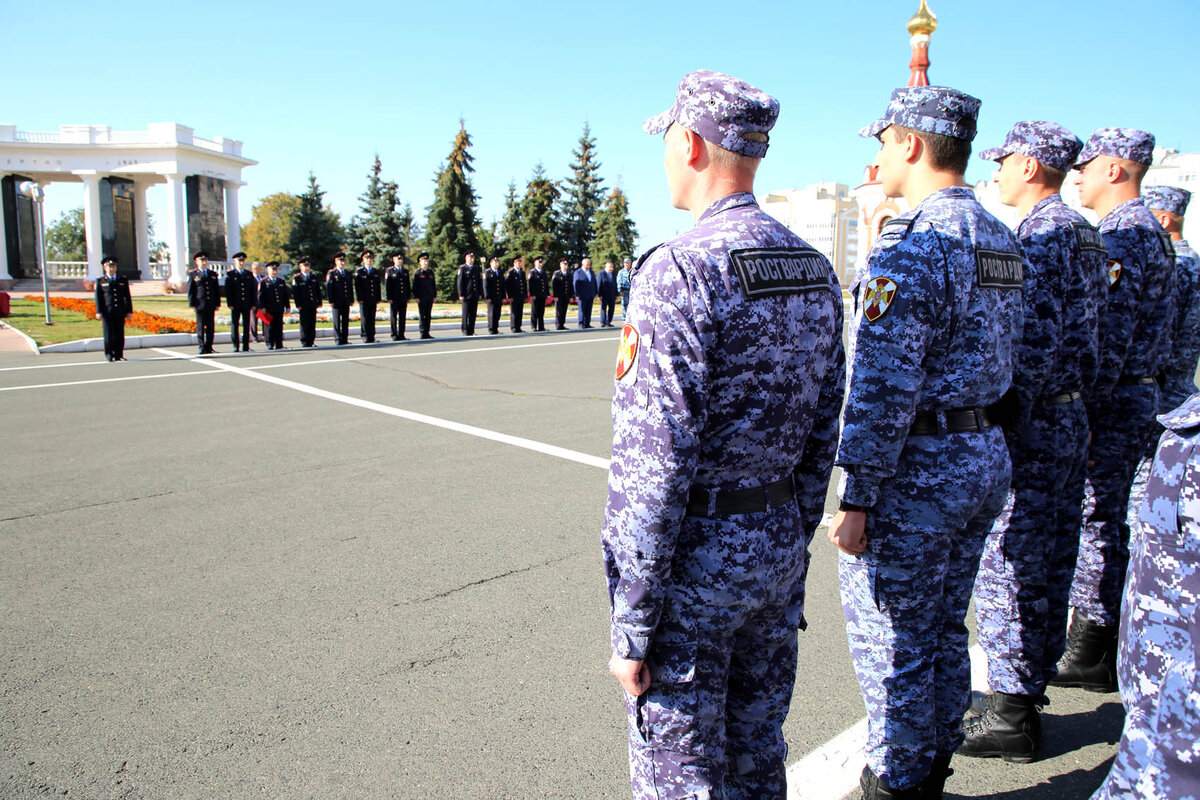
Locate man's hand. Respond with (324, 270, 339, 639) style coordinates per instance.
(608, 652, 651, 696)
(829, 509, 868, 556)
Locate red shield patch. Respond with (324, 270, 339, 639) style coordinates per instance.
(863, 277, 898, 322)
(615, 324, 639, 380)
(1108, 259, 1122, 288)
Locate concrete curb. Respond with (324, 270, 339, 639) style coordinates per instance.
(0, 322, 41, 354)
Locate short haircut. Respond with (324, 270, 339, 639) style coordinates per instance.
(1039, 162, 1067, 190)
(704, 133, 766, 173)
(1121, 158, 1148, 183)
(891, 125, 972, 175)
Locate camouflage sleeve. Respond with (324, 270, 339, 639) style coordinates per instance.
(603, 248, 711, 661)
(836, 230, 941, 507)
(1155, 256, 1178, 379)
(1073, 242, 1104, 399)
(794, 284, 846, 536)
(1174, 256, 1200, 379)
(1093, 227, 1145, 406)
(1013, 231, 1063, 417)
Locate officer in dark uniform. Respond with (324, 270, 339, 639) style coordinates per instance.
(455, 250, 481, 335)
(291, 256, 323, 347)
(528, 256, 550, 332)
(412, 251, 438, 339)
(187, 251, 222, 354)
(354, 249, 382, 343)
(483, 255, 505, 335)
(830, 87, 1024, 799)
(573, 257, 597, 328)
(385, 252, 411, 341)
(325, 252, 354, 345)
(94, 255, 132, 362)
(505, 256, 528, 333)
(552, 257, 573, 330)
(257, 262, 291, 350)
(224, 252, 255, 351)
(597, 260, 619, 327)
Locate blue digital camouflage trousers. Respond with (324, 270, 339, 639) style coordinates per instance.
(840, 430, 1010, 790)
(625, 506, 810, 800)
(1072, 383, 1158, 626)
(975, 399, 1090, 694)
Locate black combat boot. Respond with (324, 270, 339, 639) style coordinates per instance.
(957, 692, 1045, 762)
(1051, 612, 1118, 692)
(919, 754, 954, 799)
(860, 766, 922, 799)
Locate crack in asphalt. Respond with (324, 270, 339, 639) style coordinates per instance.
(396, 553, 578, 606)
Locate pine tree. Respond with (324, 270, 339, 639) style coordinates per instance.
(511, 164, 561, 266)
(423, 122, 481, 297)
(494, 181, 522, 264)
(590, 187, 639, 268)
(345, 155, 408, 263)
(287, 172, 344, 273)
(559, 122, 606, 264)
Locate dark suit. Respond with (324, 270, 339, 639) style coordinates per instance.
(483, 267, 505, 334)
(386, 266, 411, 340)
(528, 267, 549, 332)
(187, 268, 222, 353)
(224, 268, 256, 350)
(250, 272, 265, 341)
(354, 266, 382, 342)
(551, 268, 573, 330)
(257, 277, 291, 349)
(412, 267, 437, 338)
(325, 268, 355, 344)
(572, 267, 596, 329)
(505, 267, 528, 333)
(94, 273, 132, 361)
(291, 271, 323, 347)
(456, 263, 482, 335)
(597, 269, 618, 327)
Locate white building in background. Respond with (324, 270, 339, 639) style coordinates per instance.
(759, 182, 859, 285)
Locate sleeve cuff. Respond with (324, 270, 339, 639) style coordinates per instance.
(611, 627, 651, 662)
(839, 469, 880, 509)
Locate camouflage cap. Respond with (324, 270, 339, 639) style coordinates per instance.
(1143, 185, 1192, 216)
(643, 69, 779, 158)
(1075, 127, 1155, 168)
(978, 120, 1082, 172)
(859, 86, 980, 142)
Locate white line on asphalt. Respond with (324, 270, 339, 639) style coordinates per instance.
(0, 355, 182, 372)
(152, 348, 612, 471)
(0, 369, 218, 393)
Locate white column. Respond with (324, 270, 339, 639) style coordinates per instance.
(76, 171, 104, 281)
(164, 173, 189, 286)
(224, 180, 242, 257)
(132, 179, 151, 279)
(0, 172, 11, 284)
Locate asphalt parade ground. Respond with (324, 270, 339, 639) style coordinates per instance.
(1, 321, 1122, 799)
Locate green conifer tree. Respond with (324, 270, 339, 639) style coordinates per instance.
(345, 155, 408, 264)
(494, 181, 522, 264)
(287, 172, 344, 274)
(422, 122, 481, 296)
(511, 164, 561, 266)
(559, 122, 605, 263)
(590, 187, 639, 267)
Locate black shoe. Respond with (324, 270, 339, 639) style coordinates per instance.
(106, 355, 114, 362)
(1050, 612, 1118, 692)
(421, 333, 432, 339)
(919, 754, 954, 800)
(958, 692, 1044, 763)
(399, 335, 406, 340)
(859, 766, 921, 799)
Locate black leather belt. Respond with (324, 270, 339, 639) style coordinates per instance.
(1043, 390, 1082, 405)
(910, 407, 994, 435)
(1118, 376, 1156, 386)
(686, 475, 795, 517)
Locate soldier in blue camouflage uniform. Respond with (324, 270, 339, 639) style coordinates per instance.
(1091, 393, 1200, 800)
(603, 69, 845, 800)
(1146, 186, 1198, 412)
(962, 121, 1107, 762)
(828, 86, 1024, 799)
(1054, 129, 1178, 693)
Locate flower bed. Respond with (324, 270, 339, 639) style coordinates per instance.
(24, 295, 196, 334)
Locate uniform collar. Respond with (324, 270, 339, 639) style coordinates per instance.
(915, 186, 975, 211)
(696, 191, 758, 224)
(1018, 193, 1065, 237)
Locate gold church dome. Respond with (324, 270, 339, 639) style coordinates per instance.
(907, 0, 937, 35)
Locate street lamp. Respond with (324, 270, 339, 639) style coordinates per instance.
(16, 181, 51, 325)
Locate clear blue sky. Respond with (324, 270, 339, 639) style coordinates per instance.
(5, 0, 1197, 255)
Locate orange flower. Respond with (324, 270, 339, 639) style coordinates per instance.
(24, 295, 196, 334)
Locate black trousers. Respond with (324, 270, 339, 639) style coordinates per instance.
(530, 298, 546, 331)
(555, 298, 569, 329)
(390, 301, 408, 339)
(418, 299, 434, 336)
(250, 306, 262, 340)
(600, 297, 616, 327)
(101, 314, 125, 359)
(509, 300, 524, 332)
(359, 302, 377, 341)
(230, 307, 251, 349)
(195, 309, 216, 352)
(298, 306, 317, 346)
(461, 298, 478, 334)
(266, 310, 284, 349)
(577, 297, 594, 328)
(487, 300, 503, 333)
(332, 305, 350, 344)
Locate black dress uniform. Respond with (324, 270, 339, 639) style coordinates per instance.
(257, 275, 291, 349)
(483, 264, 506, 334)
(94, 272, 132, 361)
(505, 266, 528, 333)
(456, 262, 482, 335)
(326, 267, 355, 345)
(224, 267, 256, 351)
(187, 268, 222, 354)
(528, 265, 549, 331)
(291, 271, 323, 347)
(354, 265, 382, 342)
(386, 264, 411, 340)
(413, 266, 438, 339)
(551, 267, 573, 330)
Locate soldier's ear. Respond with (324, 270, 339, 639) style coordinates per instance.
(902, 132, 922, 164)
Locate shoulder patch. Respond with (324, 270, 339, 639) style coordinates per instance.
(976, 249, 1024, 290)
(728, 247, 832, 299)
(1072, 222, 1106, 254)
(875, 216, 916, 249)
(863, 277, 899, 322)
(615, 324, 639, 381)
(1108, 259, 1123, 288)
(1158, 231, 1176, 261)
